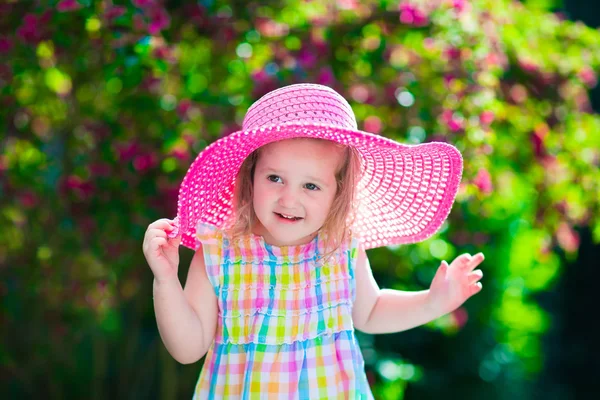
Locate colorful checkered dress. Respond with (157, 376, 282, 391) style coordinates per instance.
(192, 223, 372, 399)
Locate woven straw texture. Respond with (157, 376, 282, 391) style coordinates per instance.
(173, 84, 463, 250)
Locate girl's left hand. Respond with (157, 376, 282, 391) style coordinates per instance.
(427, 253, 485, 317)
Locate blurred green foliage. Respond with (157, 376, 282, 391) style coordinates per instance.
(1, 0, 599, 399)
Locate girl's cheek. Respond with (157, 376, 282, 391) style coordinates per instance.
(306, 189, 326, 199)
(258, 186, 278, 199)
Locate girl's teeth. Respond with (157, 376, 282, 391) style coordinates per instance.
(278, 213, 299, 220)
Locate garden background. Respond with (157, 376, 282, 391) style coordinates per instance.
(2, 0, 600, 399)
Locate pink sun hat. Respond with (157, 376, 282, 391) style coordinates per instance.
(170, 83, 463, 250)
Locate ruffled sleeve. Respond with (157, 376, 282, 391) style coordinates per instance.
(194, 222, 223, 295)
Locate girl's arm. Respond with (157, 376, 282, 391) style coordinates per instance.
(153, 246, 218, 364)
(352, 246, 483, 334)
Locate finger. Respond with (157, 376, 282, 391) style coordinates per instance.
(468, 269, 483, 285)
(465, 252, 485, 272)
(151, 237, 168, 248)
(168, 234, 182, 247)
(454, 253, 472, 270)
(470, 282, 483, 296)
(147, 228, 168, 239)
(437, 260, 448, 277)
(436, 260, 448, 277)
(430, 260, 448, 287)
(148, 219, 176, 230)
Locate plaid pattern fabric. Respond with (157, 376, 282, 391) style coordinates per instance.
(193, 223, 372, 399)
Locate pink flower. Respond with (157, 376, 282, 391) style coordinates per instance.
(451, 307, 469, 329)
(133, 153, 157, 172)
(449, 0, 468, 13)
(350, 84, 370, 103)
(250, 72, 278, 98)
(447, 119, 463, 132)
(337, 0, 359, 10)
(440, 109, 453, 123)
(140, 75, 161, 92)
(169, 148, 189, 162)
(105, 6, 127, 21)
(256, 18, 289, 38)
(251, 69, 269, 83)
(0, 36, 13, 53)
(509, 84, 528, 104)
(147, 7, 171, 35)
(176, 99, 192, 118)
(97, 280, 108, 292)
(399, 2, 429, 26)
(132, 14, 146, 31)
(556, 222, 580, 253)
(182, 133, 196, 147)
(540, 155, 557, 171)
(531, 123, 549, 158)
(423, 37, 436, 50)
(132, 0, 155, 8)
(63, 175, 95, 200)
(474, 168, 493, 195)
(17, 13, 47, 44)
(297, 47, 318, 68)
(440, 109, 464, 132)
(485, 52, 501, 67)
(317, 68, 335, 86)
(19, 190, 39, 208)
(86, 122, 110, 140)
(444, 47, 461, 61)
(221, 26, 236, 42)
(578, 67, 598, 88)
(153, 45, 174, 61)
(57, 0, 81, 12)
(364, 116, 382, 134)
(115, 141, 140, 162)
(443, 74, 455, 87)
(518, 59, 538, 74)
(479, 110, 495, 125)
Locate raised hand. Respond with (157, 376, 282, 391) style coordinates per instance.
(427, 253, 484, 316)
(142, 218, 181, 283)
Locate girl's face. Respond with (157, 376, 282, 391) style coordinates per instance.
(252, 139, 344, 247)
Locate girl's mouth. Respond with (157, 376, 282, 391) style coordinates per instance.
(274, 212, 303, 222)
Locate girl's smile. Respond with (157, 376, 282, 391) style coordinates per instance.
(274, 212, 303, 222)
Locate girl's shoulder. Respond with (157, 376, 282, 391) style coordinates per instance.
(194, 222, 226, 250)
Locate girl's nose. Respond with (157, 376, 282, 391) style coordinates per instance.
(278, 186, 298, 208)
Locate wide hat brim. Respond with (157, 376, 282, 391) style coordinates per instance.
(172, 122, 462, 250)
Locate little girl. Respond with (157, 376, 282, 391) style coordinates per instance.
(143, 84, 484, 399)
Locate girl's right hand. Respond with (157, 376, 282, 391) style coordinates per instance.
(142, 218, 182, 283)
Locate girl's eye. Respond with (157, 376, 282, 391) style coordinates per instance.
(267, 175, 282, 183)
(304, 183, 320, 191)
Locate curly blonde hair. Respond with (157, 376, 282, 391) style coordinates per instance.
(228, 138, 362, 256)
